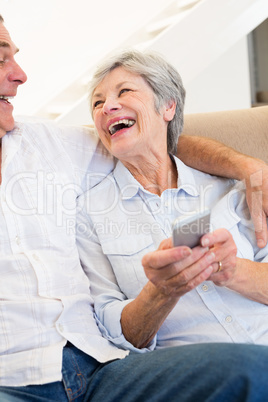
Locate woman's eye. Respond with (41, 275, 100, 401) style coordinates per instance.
(93, 100, 103, 108)
(119, 88, 131, 96)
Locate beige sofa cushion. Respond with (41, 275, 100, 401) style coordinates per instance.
(183, 106, 268, 163)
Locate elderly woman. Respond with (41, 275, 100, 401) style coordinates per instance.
(77, 49, 268, 352)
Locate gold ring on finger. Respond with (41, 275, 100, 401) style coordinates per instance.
(217, 261, 222, 273)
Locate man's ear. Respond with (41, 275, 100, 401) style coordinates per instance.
(163, 100, 176, 122)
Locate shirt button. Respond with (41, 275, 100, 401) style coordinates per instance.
(164, 201, 169, 207)
(225, 315, 233, 323)
(58, 324, 64, 332)
(15, 236, 21, 245)
(202, 284, 209, 292)
(33, 254, 39, 261)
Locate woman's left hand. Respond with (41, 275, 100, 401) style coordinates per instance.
(200, 228, 238, 286)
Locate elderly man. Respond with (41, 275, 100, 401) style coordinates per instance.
(1, 14, 268, 402)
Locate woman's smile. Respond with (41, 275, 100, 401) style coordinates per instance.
(107, 117, 136, 136)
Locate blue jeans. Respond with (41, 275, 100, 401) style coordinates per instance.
(0, 342, 268, 401)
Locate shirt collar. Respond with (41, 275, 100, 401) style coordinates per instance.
(173, 155, 200, 197)
(113, 161, 141, 199)
(1, 122, 23, 173)
(113, 155, 200, 200)
(6, 121, 23, 137)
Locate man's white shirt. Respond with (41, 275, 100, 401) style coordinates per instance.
(0, 121, 127, 387)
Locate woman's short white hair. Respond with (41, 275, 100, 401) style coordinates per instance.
(89, 49, 186, 154)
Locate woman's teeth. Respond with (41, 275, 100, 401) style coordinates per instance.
(109, 119, 135, 135)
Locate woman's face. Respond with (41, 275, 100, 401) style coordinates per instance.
(92, 66, 175, 160)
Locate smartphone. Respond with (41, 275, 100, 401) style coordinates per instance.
(172, 209, 211, 248)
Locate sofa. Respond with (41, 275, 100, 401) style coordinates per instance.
(183, 106, 268, 163)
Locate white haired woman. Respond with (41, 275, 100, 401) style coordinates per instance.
(77, 49, 268, 352)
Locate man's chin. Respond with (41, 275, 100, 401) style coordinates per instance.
(0, 128, 7, 138)
(2, 117, 15, 134)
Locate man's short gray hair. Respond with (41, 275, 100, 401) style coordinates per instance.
(0, 15, 4, 23)
(89, 49, 186, 154)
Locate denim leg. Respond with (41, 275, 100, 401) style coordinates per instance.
(61, 342, 101, 401)
(0, 343, 100, 402)
(83, 343, 268, 402)
(0, 381, 68, 402)
(1, 342, 268, 402)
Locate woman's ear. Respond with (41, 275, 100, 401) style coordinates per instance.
(163, 100, 176, 122)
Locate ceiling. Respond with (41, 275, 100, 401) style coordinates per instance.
(0, 0, 170, 115)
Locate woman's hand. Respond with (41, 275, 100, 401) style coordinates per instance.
(201, 228, 237, 286)
(201, 228, 268, 305)
(142, 239, 214, 299)
(125, 229, 237, 348)
(143, 228, 237, 299)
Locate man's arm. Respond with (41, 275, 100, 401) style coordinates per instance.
(177, 135, 268, 248)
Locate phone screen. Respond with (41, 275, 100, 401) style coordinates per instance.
(172, 210, 211, 248)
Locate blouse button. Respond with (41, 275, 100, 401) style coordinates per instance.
(202, 284, 209, 292)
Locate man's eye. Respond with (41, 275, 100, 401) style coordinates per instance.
(93, 100, 103, 108)
(119, 88, 131, 96)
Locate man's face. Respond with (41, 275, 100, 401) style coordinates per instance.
(0, 22, 27, 138)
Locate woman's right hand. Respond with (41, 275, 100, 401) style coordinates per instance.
(142, 238, 214, 299)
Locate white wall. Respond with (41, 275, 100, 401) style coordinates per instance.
(185, 37, 251, 113)
(1, 0, 173, 116)
(1, 0, 252, 117)
(56, 36, 252, 125)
